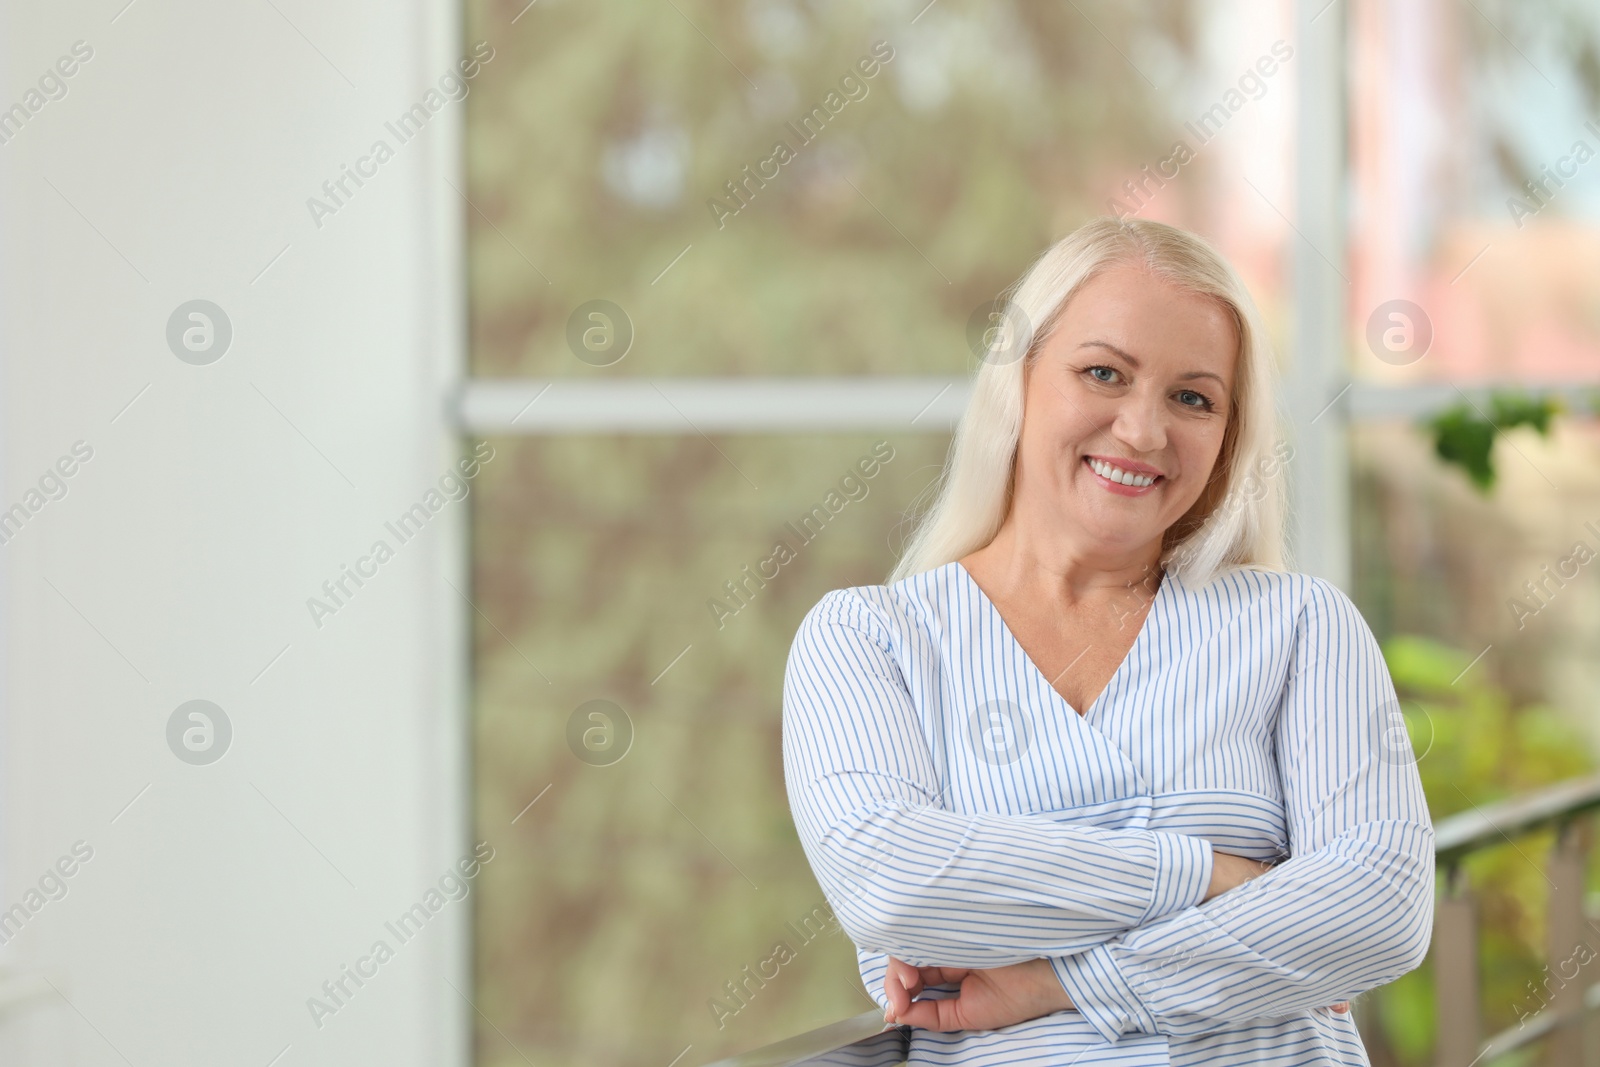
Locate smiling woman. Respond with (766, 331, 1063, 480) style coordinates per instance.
(780, 217, 1436, 1066)
(890, 216, 1285, 592)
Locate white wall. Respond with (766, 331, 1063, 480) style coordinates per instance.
(0, 2, 470, 1064)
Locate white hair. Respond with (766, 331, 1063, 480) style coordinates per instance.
(888, 215, 1289, 589)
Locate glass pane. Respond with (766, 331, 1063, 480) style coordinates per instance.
(1351, 419, 1600, 724)
(1344, 4, 1600, 784)
(1347, 0, 1600, 384)
(1346, 13, 1600, 1059)
(469, 432, 951, 1066)
(462, 0, 1299, 376)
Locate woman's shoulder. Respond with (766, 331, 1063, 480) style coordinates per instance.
(1180, 563, 1371, 635)
(1171, 563, 1331, 614)
(794, 560, 964, 645)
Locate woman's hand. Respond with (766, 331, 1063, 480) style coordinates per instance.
(883, 956, 1069, 1031)
(883, 955, 1351, 1029)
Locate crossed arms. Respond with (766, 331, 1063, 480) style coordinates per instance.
(780, 578, 1435, 1044)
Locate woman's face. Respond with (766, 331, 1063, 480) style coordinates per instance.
(1015, 261, 1239, 557)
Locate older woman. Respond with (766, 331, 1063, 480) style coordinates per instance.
(780, 217, 1435, 1065)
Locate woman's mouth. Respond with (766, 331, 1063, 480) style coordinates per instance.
(1083, 455, 1163, 496)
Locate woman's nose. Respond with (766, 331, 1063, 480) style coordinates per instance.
(1111, 392, 1168, 454)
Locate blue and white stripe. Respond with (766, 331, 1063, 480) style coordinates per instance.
(781, 561, 1435, 1065)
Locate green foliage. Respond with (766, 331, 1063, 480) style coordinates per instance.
(1363, 635, 1597, 1066)
(1488, 393, 1557, 435)
(1423, 393, 1560, 493)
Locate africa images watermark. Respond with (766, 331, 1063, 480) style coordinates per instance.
(0, 39, 94, 147)
(305, 41, 495, 229)
(1165, 439, 1294, 578)
(0, 440, 94, 547)
(706, 440, 896, 629)
(708, 901, 842, 1029)
(306, 841, 496, 1030)
(1506, 517, 1600, 630)
(306, 442, 496, 629)
(1507, 117, 1600, 228)
(1107, 39, 1293, 219)
(1514, 936, 1599, 1028)
(706, 40, 896, 229)
(0, 840, 95, 946)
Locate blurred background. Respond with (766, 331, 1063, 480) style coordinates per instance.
(3, 0, 1600, 1065)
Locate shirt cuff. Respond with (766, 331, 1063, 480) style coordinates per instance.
(1050, 944, 1158, 1044)
(1140, 831, 1213, 925)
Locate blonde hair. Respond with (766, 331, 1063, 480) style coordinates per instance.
(888, 216, 1289, 589)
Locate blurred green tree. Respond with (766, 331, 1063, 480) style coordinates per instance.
(1363, 635, 1597, 1066)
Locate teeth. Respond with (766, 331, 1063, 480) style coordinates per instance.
(1088, 457, 1157, 488)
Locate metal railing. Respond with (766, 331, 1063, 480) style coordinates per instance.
(703, 773, 1600, 1067)
(1432, 773, 1600, 1067)
(699, 1010, 906, 1067)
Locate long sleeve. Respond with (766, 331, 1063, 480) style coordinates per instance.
(782, 588, 1215, 970)
(1050, 576, 1436, 1042)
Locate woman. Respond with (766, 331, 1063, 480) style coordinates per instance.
(780, 217, 1435, 1065)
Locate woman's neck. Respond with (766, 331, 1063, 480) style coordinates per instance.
(964, 521, 1163, 607)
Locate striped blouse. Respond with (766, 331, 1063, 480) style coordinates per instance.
(781, 560, 1435, 1066)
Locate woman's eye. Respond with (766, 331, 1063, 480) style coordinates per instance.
(1177, 390, 1213, 410)
(1088, 366, 1118, 383)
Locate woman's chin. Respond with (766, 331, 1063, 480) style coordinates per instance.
(1071, 493, 1160, 531)
(1069, 487, 1189, 548)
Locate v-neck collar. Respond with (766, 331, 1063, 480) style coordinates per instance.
(951, 558, 1172, 720)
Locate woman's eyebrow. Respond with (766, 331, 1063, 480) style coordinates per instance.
(1078, 339, 1141, 365)
(1077, 339, 1228, 388)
